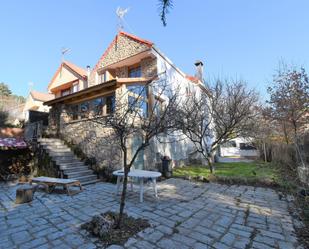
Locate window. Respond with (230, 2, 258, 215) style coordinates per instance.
(129, 66, 141, 78)
(80, 102, 90, 119)
(106, 95, 115, 114)
(72, 83, 79, 93)
(239, 143, 256, 150)
(61, 88, 70, 96)
(127, 84, 148, 117)
(70, 105, 79, 120)
(222, 141, 237, 148)
(92, 98, 104, 116)
(153, 97, 164, 116)
(99, 72, 107, 83)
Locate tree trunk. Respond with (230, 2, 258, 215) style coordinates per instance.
(283, 122, 289, 145)
(116, 150, 129, 228)
(263, 142, 267, 162)
(206, 156, 215, 174)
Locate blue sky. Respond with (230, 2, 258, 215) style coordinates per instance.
(1, 0, 309, 100)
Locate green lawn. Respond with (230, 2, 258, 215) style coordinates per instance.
(173, 161, 279, 184)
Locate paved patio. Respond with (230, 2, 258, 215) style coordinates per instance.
(0, 178, 300, 249)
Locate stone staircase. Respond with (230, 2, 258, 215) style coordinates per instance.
(38, 138, 98, 185)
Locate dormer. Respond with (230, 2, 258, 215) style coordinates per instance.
(48, 61, 88, 98)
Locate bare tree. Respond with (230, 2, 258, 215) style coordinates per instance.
(267, 63, 309, 167)
(267, 64, 309, 140)
(90, 77, 180, 227)
(178, 78, 259, 173)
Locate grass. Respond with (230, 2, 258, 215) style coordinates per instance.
(173, 161, 279, 185)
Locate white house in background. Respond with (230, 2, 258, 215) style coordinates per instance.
(23, 90, 54, 121)
(220, 137, 259, 159)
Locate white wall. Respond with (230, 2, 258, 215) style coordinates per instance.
(151, 47, 209, 165)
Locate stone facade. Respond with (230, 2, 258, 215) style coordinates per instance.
(99, 34, 150, 68)
(89, 33, 151, 86)
(141, 57, 157, 78)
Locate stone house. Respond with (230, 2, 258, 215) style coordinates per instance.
(44, 31, 207, 172)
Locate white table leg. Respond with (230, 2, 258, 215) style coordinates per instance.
(140, 178, 144, 203)
(116, 176, 121, 195)
(152, 178, 158, 198)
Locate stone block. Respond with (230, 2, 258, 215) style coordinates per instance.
(15, 185, 35, 204)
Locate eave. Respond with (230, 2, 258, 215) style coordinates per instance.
(44, 77, 154, 106)
(44, 79, 117, 106)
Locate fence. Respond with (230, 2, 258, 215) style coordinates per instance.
(264, 134, 309, 186)
(24, 121, 43, 141)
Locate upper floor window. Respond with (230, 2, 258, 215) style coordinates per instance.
(99, 71, 107, 83)
(129, 66, 141, 78)
(72, 83, 79, 93)
(61, 88, 70, 97)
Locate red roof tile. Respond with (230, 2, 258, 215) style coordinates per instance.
(185, 75, 200, 83)
(30, 90, 54, 102)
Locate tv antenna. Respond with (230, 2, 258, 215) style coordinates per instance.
(61, 47, 71, 62)
(116, 7, 130, 31)
(28, 82, 34, 91)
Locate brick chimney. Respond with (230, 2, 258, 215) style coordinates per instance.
(194, 60, 204, 82)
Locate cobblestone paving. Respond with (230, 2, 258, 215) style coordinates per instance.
(0, 179, 300, 249)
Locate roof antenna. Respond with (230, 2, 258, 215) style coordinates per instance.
(28, 82, 34, 92)
(116, 7, 130, 32)
(61, 47, 71, 62)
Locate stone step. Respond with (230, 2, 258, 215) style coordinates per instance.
(82, 179, 100, 185)
(38, 138, 63, 143)
(45, 148, 72, 153)
(59, 165, 88, 171)
(74, 175, 97, 183)
(39, 138, 98, 185)
(42, 144, 69, 150)
(40, 141, 64, 145)
(48, 151, 75, 157)
(51, 155, 77, 160)
(59, 162, 86, 167)
(53, 159, 80, 165)
(65, 170, 94, 178)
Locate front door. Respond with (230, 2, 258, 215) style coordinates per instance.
(132, 136, 144, 170)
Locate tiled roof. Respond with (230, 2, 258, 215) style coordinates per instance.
(63, 60, 87, 77)
(30, 90, 54, 102)
(119, 31, 153, 47)
(185, 75, 200, 83)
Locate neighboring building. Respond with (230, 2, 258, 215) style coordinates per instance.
(23, 90, 54, 122)
(44, 31, 207, 171)
(220, 137, 259, 159)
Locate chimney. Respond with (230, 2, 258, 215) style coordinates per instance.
(194, 60, 204, 82)
(86, 65, 91, 78)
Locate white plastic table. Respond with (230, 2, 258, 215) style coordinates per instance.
(113, 169, 161, 202)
